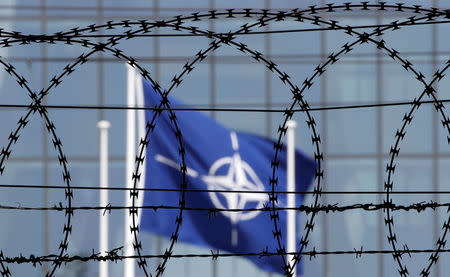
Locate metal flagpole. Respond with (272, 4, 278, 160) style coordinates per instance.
(135, 71, 147, 223)
(286, 120, 297, 277)
(125, 64, 136, 277)
(98, 120, 111, 277)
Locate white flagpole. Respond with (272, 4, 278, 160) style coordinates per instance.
(125, 64, 136, 277)
(98, 120, 111, 277)
(135, 71, 147, 224)
(286, 120, 297, 277)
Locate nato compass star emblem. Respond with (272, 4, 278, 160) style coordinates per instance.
(154, 132, 268, 246)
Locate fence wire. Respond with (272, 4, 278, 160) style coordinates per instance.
(0, 3, 449, 277)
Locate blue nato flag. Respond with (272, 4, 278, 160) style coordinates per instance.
(139, 78, 316, 275)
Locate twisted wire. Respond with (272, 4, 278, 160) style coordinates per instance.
(0, 3, 449, 277)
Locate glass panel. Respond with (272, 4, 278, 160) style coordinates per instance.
(382, 158, 435, 276)
(326, 108, 377, 154)
(0, 161, 43, 277)
(326, 158, 379, 277)
(0, 1, 446, 276)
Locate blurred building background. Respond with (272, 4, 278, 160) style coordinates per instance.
(0, 0, 449, 276)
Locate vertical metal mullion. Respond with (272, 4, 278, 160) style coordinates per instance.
(97, 0, 105, 274)
(209, 0, 216, 121)
(265, 0, 272, 139)
(319, 4, 328, 277)
(432, 1, 439, 277)
(209, 1, 217, 277)
(154, 0, 160, 83)
(97, 0, 104, 121)
(265, 2, 272, 277)
(41, 0, 49, 275)
(154, 0, 162, 274)
(376, 6, 384, 277)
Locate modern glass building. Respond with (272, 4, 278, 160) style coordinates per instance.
(0, 0, 448, 276)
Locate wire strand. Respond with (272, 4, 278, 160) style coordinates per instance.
(6, 19, 450, 38)
(3, 183, 450, 194)
(0, 97, 449, 113)
(0, 199, 447, 213)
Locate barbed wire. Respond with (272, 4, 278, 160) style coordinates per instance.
(3, 183, 450, 195)
(2, 246, 450, 266)
(3, 246, 450, 266)
(1, 18, 450, 39)
(0, 199, 449, 214)
(2, 96, 450, 112)
(0, 3, 450, 277)
(0, 4, 438, 277)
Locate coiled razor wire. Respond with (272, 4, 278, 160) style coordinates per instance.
(0, 3, 432, 276)
(0, 3, 449, 277)
(0, 28, 189, 277)
(0, 49, 75, 277)
(0, 5, 428, 276)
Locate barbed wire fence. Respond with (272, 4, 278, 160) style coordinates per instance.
(0, 2, 450, 277)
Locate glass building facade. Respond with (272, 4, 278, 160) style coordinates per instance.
(0, 0, 448, 276)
